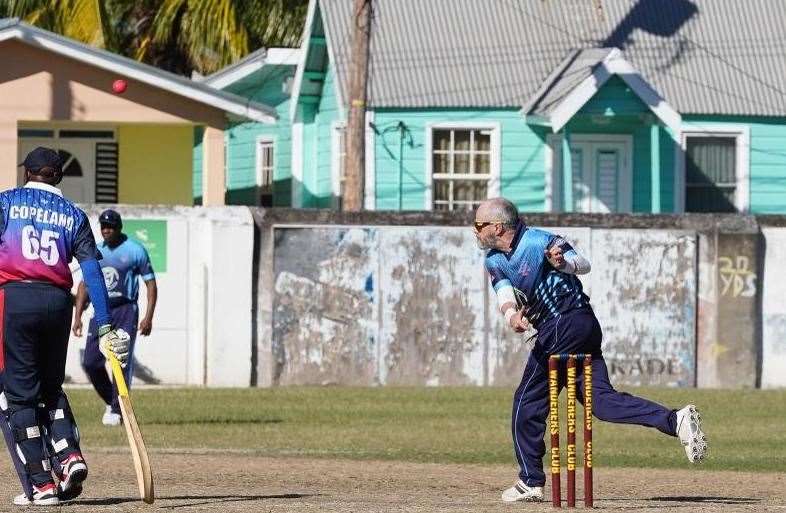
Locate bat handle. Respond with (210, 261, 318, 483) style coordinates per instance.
(109, 355, 130, 398)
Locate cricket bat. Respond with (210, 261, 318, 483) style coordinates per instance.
(109, 355, 155, 504)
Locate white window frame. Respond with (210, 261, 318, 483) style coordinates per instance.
(424, 122, 501, 211)
(255, 135, 275, 203)
(331, 121, 347, 207)
(545, 133, 633, 213)
(675, 124, 750, 213)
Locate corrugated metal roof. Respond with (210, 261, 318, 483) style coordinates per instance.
(319, 0, 786, 115)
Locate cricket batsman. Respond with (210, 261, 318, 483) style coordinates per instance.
(72, 209, 157, 426)
(0, 147, 130, 506)
(473, 198, 708, 503)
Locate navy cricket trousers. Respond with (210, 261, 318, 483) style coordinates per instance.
(0, 282, 75, 485)
(82, 302, 138, 414)
(511, 307, 678, 487)
(0, 283, 72, 408)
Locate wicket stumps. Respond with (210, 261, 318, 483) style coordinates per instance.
(548, 354, 593, 508)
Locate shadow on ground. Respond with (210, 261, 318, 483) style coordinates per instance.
(145, 418, 284, 426)
(648, 496, 761, 505)
(71, 493, 316, 508)
(600, 495, 763, 508)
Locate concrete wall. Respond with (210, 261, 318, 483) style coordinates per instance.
(762, 224, 786, 387)
(65, 206, 254, 387)
(260, 221, 695, 387)
(695, 219, 762, 388)
(252, 210, 786, 389)
(58, 207, 786, 388)
(262, 222, 696, 385)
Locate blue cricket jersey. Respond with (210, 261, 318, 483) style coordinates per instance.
(97, 235, 155, 307)
(0, 183, 100, 290)
(484, 224, 590, 328)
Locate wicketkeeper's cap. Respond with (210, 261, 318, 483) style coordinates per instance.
(99, 209, 122, 228)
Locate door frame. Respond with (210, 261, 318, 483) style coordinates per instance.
(545, 133, 633, 213)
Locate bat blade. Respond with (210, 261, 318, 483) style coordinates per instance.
(111, 356, 155, 504)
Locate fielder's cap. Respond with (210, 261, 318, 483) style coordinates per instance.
(99, 209, 122, 228)
(19, 146, 63, 172)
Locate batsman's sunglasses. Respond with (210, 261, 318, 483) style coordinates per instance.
(474, 221, 503, 232)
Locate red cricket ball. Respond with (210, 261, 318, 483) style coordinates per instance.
(112, 79, 128, 94)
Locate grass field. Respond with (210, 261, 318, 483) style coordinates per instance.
(68, 386, 786, 474)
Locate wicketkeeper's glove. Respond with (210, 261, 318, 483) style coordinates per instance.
(98, 324, 131, 367)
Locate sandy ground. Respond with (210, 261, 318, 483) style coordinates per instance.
(1, 450, 784, 512)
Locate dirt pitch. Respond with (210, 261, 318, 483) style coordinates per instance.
(1, 450, 784, 512)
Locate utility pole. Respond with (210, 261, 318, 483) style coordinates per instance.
(343, 0, 372, 211)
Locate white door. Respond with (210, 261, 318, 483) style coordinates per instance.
(19, 138, 96, 203)
(550, 136, 632, 213)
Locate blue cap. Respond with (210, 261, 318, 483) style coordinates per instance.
(19, 147, 63, 172)
(99, 209, 122, 228)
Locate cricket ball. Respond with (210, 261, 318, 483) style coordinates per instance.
(112, 79, 128, 94)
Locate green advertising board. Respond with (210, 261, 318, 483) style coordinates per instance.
(124, 219, 168, 273)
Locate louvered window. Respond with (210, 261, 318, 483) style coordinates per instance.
(685, 137, 737, 213)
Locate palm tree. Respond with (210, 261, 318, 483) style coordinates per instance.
(3, 0, 117, 48)
(143, 0, 307, 75)
(1, 0, 308, 75)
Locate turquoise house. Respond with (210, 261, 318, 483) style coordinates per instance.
(198, 47, 300, 206)
(206, 0, 786, 213)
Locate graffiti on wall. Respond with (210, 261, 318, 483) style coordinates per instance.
(271, 226, 698, 387)
(718, 256, 757, 298)
(591, 230, 697, 386)
(273, 228, 378, 385)
(272, 227, 485, 386)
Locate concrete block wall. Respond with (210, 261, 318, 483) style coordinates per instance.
(761, 224, 786, 388)
(61, 207, 786, 388)
(66, 205, 254, 387)
(259, 224, 696, 388)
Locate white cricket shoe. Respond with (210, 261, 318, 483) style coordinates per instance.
(676, 404, 708, 463)
(12, 494, 29, 506)
(13, 482, 59, 506)
(501, 480, 544, 502)
(102, 405, 122, 426)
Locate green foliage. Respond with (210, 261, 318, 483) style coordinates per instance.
(69, 386, 786, 473)
(1, 0, 308, 75)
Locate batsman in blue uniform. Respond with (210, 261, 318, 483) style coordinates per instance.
(473, 198, 708, 503)
(72, 209, 157, 427)
(0, 147, 130, 506)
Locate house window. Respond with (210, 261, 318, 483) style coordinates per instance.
(432, 128, 493, 211)
(685, 136, 737, 213)
(256, 138, 274, 207)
